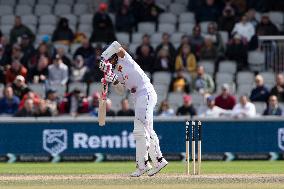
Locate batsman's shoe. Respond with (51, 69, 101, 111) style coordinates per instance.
(130, 163, 152, 177)
(148, 158, 168, 177)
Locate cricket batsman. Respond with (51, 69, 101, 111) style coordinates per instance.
(99, 41, 168, 177)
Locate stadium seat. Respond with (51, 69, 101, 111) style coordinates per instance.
(68, 82, 88, 94)
(191, 93, 204, 106)
(48, 84, 66, 97)
(61, 14, 77, 26)
(39, 15, 57, 25)
(219, 31, 229, 47)
(57, 0, 75, 5)
(248, 50, 265, 72)
(35, 4, 52, 16)
(168, 92, 184, 109)
(158, 23, 176, 33)
(215, 72, 234, 84)
(77, 24, 92, 34)
(171, 32, 184, 44)
(15, 5, 33, 16)
(218, 60, 237, 74)
(109, 13, 116, 25)
(1, 15, 15, 25)
(79, 14, 93, 25)
(38, 24, 55, 35)
(158, 13, 177, 24)
(216, 82, 236, 94)
(116, 32, 130, 45)
(129, 43, 139, 55)
(156, 0, 172, 7)
(22, 15, 37, 25)
(151, 33, 163, 44)
(0, 0, 15, 6)
(259, 72, 275, 85)
(255, 11, 262, 22)
(138, 22, 156, 34)
(132, 33, 144, 43)
(169, 3, 186, 15)
(200, 21, 212, 34)
(237, 84, 253, 95)
(145, 71, 151, 79)
(237, 71, 254, 85)
(18, 0, 35, 6)
(54, 44, 69, 53)
(1, 25, 13, 35)
(73, 3, 89, 15)
(89, 82, 101, 96)
(29, 83, 46, 98)
(108, 95, 124, 112)
(0, 5, 13, 16)
(153, 71, 172, 85)
(198, 60, 215, 75)
(253, 102, 266, 115)
(154, 84, 169, 96)
(35, 34, 51, 45)
(269, 11, 284, 25)
(0, 83, 4, 98)
(70, 43, 81, 54)
(38, 0, 55, 5)
(179, 12, 195, 24)
(179, 23, 194, 35)
(27, 24, 37, 34)
(54, 4, 71, 16)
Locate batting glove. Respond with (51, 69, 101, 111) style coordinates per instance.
(104, 71, 118, 84)
(99, 59, 112, 73)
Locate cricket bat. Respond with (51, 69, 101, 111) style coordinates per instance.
(98, 75, 108, 126)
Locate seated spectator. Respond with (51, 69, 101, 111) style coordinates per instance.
(117, 98, 135, 116)
(52, 17, 74, 45)
(29, 43, 52, 69)
(12, 75, 30, 99)
(56, 47, 71, 68)
(59, 88, 89, 116)
(90, 3, 116, 43)
(256, 14, 279, 36)
(20, 34, 35, 67)
(192, 65, 215, 94)
(199, 96, 227, 118)
(8, 44, 25, 65)
(175, 44, 197, 74)
(176, 95, 197, 116)
(270, 74, 284, 102)
(218, 2, 237, 34)
(232, 15, 255, 42)
(35, 99, 52, 117)
(169, 70, 190, 93)
(231, 95, 256, 118)
(48, 54, 69, 85)
(226, 34, 248, 70)
(157, 100, 175, 116)
(139, 0, 163, 22)
(215, 83, 236, 110)
(154, 48, 174, 72)
(246, 9, 258, 28)
(5, 59, 27, 84)
(207, 22, 224, 55)
(177, 35, 191, 54)
(190, 25, 204, 56)
(0, 86, 20, 115)
(250, 75, 270, 102)
(199, 36, 218, 60)
(28, 55, 49, 83)
(18, 91, 41, 110)
(106, 98, 115, 116)
(45, 89, 59, 116)
(89, 92, 100, 116)
(115, 2, 135, 33)
(196, 0, 221, 22)
(136, 34, 154, 58)
(73, 36, 95, 59)
(14, 99, 35, 117)
(10, 16, 35, 45)
(136, 45, 155, 73)
(69, 55, 89, 83)
(263, 95, 282, 116)
(155, 33, 176, 59)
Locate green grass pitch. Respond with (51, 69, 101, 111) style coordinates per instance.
(0, 161, 284, 189)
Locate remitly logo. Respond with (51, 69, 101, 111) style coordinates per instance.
(73, 131, 135, 149)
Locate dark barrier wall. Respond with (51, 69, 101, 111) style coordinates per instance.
(0, 117, 284, 156)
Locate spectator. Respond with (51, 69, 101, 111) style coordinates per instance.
(270, 74, 284, 102)
(176, 95, 197, 116)
(117, 98, 135, 116)
(115, 2, 135, 33)
(175, 44, 197, 74)
(256, 14, 279, 36)
(155, 33, 176, 59)
(157, 100, 175, 116)
(29, 43, 52, 69)
(207, 22, 224, 55)
(154, 48, 173, 72)
(12, 75, 30, 99)
(196, 0, 221, 22)
(199, 36, 218, 61)
(139, 0, 163, 22)
(18, 91, 41, 110)
(73, 36, 95, 59)
(5, 59, 27, 84)
(89, 91, 100, 116)
(52, 17, 74, 45)
(35, 100, 52, 117)
(0, 86, 20, 115)
(218, 5, 237, 34)
(189, 25, 204, 56)
(246, 9, 258, 28)
(69, 55, 89, 83)
(90, 3, 116, 43)
(106, 98, 115, 116)
(177, 35, 190, 53)
(192, 65, 215, 94)
(250, 75, 270, 102)
(169, 70, 190, 93)
(48, 54, 69, 85)
(215, 83, 236, 110)
(136, 45, 155, 73)
(199, 96, 227, 118)
(232, 15, 255, 42)
(59, 88, 89, 116)
(226, 34, 248, 70)
(231, 95, 256, 118)
(56, 47, 71, 68)
(20, 34, 35, 67)
(14, 99, 35, 117)
(45, 89, 59, 116)
(136, 34, 154, 58)
(28, 55, 49, 83)
(263, 95, 282, 116)
(10, 16, 34, 45)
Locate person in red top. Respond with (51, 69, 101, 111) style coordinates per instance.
(215, 83, 236, 110)
(5, 59, 27, 84)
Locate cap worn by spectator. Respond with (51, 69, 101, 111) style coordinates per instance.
(222, 83, 230, 91)
(207, 95, 215, 102)
(99, 3, 108, 11)
(15, 75, 25, 83)
(183, 94, 192, 102)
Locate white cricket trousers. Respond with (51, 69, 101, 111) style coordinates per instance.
(133, 86, 163, 169)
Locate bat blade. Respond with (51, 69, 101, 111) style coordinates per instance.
(98, 98, 106, 126)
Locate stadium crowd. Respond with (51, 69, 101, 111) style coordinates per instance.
(0, 0, 283, 118)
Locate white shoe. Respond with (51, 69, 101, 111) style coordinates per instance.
(148, 158, 168, 177)
(130, 163, 152, 177)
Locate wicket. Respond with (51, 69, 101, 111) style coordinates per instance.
(185, 120, 202, 175)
